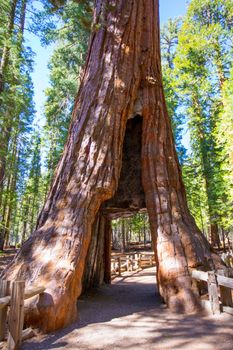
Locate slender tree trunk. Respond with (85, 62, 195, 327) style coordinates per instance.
(14, 215, 20, 246)
(21, 196, 31, 245)
(125, 220, 128, 249)
(210, 223, 220, 249)
(143, 219, 146, 248)
(30, 188, 38, 234)
(191, 93, 221, 247)
(0, 124, 12, 193)
(0, 0, 18, 93)
(2, 0, 223, 332)
(221, 227, 226, 252)
(1, 0, 27, 247)
(121, 219, 125, 252)
(104, 218, 112, 284)
(0, 0, 26, 200)
(0, 169, 12, 250)
(3, 146, 18, 247)
(21, 217, 28, 245)
(214, 40, 226, 90)
(0, 0, 18, 188)
(19, 0, 27, 32)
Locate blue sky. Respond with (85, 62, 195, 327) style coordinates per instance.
(25, 0, 188, 126)
(160, 0, 188, 23)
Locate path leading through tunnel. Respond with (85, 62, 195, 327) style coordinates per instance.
(23, 267, 233, 350)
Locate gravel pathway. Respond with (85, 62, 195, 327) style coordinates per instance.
(22, 267, 233, 350)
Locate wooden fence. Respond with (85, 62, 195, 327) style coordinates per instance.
(0, 280, 45, 350)
(111, 252, 155, 277)
(191, 268, 233, 315)
(2, 259, 231, 349)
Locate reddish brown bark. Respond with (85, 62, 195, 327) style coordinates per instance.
(210, 223, 220, 249)
(82, 211, 111, 292)
(2, 0, 222, 332)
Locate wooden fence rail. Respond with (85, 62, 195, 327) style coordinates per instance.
(191, 268, 233, 315)
(0, 280, 45, 350)
(111, 252, 155, 277)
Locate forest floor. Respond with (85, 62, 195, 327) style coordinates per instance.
(0, 248, 17, 273)
(22, 267, 233, 350)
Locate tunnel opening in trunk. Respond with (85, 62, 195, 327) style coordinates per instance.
(81, 115, 157, 293)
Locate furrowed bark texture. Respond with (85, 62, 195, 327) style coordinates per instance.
(140, 1, 223, 312)
(2, 0, 222, 331)
(82, 211, 111, 293)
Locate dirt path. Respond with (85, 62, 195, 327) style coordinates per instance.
(22, 267, 232, 350)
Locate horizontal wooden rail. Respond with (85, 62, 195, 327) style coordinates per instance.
(0, 286, 46, 310)
(0, 296, 10, 310)
(191, 270, 208, 282)
(191, 268, 233, 315)
(111, 252, 155, 277)
(24, 286, 46, 300)
(0, 280, 45, 350)
(216, 275, 233, 289)
(191, 269, 233, 289)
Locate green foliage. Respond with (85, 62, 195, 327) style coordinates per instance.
(18, 132, 45, 243)
(161, 18, 187, 164)
(112, 214, 151, 250)
(29, 0, 93, 45)
(172, 0, 233, 235)
(0, 0, 92, 246)
(214, 68, 233, 230)
(182, 158, 209, 234)
(42, 0, 91, 188)
(0, 0, 37, 244)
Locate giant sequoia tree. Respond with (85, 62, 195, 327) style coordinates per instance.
(3, 0, 222, 332)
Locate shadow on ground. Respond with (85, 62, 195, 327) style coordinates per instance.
(22, 267, 233, 350)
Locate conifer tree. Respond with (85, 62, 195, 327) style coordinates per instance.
(174, 0, 233, 245)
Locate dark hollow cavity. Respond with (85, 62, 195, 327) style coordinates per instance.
(104, 114, 146, 218)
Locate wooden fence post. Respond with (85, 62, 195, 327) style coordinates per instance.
(207, 271, 221, 315)
(218, 269, 233, 308)
(118, 257, 121, 276)
(0, 280, 10, 341)
(7, 281, 25, 350)
(129, 257, 133, 272)
(134, 254, 138, 270)
(138, 253, 142, 269)
(126, 255, 129, 271)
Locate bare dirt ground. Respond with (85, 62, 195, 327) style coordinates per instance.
(0, 249, 17, 274)
(22, 267, 233, 350)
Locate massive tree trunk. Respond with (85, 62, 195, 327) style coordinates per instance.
(2, 0, 222, 332)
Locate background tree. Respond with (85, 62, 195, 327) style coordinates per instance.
(0, 0, 36, 249)
(42, 0, 91, 189)
(161, 18, 187, 164)
(0, 0, 91, 249)
(171, 0, 233, 245)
